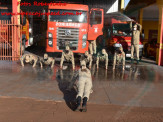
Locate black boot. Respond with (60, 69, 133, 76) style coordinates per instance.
(82, 97, 88, 112)
(75, 96, 81, 112)
(131, 59, 134, 64)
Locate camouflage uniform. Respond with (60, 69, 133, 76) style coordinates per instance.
(60, 46, 75, 70)
(76, 68, 92, 100)
(89, 40, 96, 55)
(20, 53, 38, 67)
(113, 46, 125, 70)
(81, 51, 92, 69)
(75, 60, 92, 112)
(40, 54, 55, 69)
(130, 22, 142, 61)
(96, 49, 108, 69)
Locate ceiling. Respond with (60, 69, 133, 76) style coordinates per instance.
(125, 0, 156, 14)
(143, 4, 159, 21)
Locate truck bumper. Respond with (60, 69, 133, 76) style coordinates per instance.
(126, 48, 143, 58)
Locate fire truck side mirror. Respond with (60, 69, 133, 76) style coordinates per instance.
(42, 9, 46, 21)
(141, 33, 145, 40)
(108, 28, 111, 38)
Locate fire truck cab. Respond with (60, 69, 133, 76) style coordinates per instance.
(46, 3, 104, 55)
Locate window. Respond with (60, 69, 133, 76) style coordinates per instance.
(90, 10, 102, 24)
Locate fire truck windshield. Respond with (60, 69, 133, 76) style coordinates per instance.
(49, 9, 87, 23)
(0, 9, 12, 20)
(112, 23, 132, 37)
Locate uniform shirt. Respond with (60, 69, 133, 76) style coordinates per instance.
(113, 51, 125, 68)
(82, 54, 92, 68)
(60, 50, 75, 69)
(130, 22, 142, 45)
(20, 54, 38, 67)
(61, 50, 74, 61)
(78, 68, 92, 80)
(40, 57, 55, 67)
(96, 52, 108, 67)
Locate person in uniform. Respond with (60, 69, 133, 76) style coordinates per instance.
(88, 40, 96, 55)
(75, 60, 93, 112)
(96, 49, 108, 70)
(20, 53, 38, 67)
(113, 46, 125, 70)
(40, 53, 55, 69)
(130, 21, 142, 64)
(81, 51, 92, 69)
(60, 45, 75, 70)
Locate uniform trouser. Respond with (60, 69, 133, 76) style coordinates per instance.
(89, 40, 96, 55)
(77, 78, 92, 100)
(131, 44, 139, 60)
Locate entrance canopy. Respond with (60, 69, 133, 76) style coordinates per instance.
(125, 0, 156, 14)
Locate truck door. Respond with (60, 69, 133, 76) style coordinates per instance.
(88, 8, 104, 40)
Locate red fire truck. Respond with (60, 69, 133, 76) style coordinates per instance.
(45, 3, 104, 55)
(21, 14, 33, 53)
(104, 12, 144, 59)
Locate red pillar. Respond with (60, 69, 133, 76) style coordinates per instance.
(12, 0, 18, 19)
(12, 0, 20, 60)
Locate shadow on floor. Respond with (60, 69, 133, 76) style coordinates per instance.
(56, 66, 78, 111)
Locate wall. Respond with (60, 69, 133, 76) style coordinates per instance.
(142, 20, 158, 40)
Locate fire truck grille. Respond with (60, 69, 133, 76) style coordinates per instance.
(57, 27, 79, 50)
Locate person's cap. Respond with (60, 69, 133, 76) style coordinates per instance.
(44, 53, 48, 57)
(133, 24, 137, 28)
(85, 51, 89, 55)
(119, 46, 123, 50)
(25, 55, 30, 62)
(44, 53, 48, 59)
(80, 60, 86, 66)
(102, 49, 106, 54)
(65, 46, 70, 50)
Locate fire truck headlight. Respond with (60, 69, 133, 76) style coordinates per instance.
(82, 34, 87, 48)
(139, 45, 144, 48)
(82, 42, 87, 48)
(48, 32, 53, 47)
(114, 43, 122, 47)
(82, 34, 87, 40)
(48, 40, 53, 45)
(48, 33, 52, 38)
(29, 28, 32, 33)
(29, 37, 33, 45)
